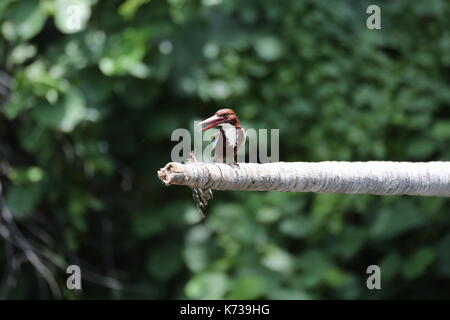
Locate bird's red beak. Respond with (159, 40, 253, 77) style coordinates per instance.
(198, 114, 224, 132)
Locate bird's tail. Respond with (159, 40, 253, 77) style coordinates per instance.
(187, 152, 214, 220)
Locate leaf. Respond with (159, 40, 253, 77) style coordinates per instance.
(119, 0, 151, 20)
(228, 276, 265, 299)
(184, 245, 208, 272)
(431, 121, 450, 139)
(31, 88, 86, 132)
(0, 0, 14, 21)
(380, 252, 402, 281)
(9, 44, 37, 65)
(262, 247, 293, 273)
(4, 91, 32, 120)
(185, 273, 230, 299)
(6, 185, 42, 220)
(333, 228, 367, 260)
(297, 251, 335, 289)
(98, 29, 149, 76)
(279, 215, 316, 238)
(403, 248, 435, 280)
(267, 287, 312, 300)
(370, 203, 426, 240)
(323, 268, 348, 288)
(256, 207, 280, 223)
(254, 36, 284, 61)
(8, 167, 44, 184)
(406, 138, 437, 159)
(147, 243, 182, 281)
(7, 0, 48, 40)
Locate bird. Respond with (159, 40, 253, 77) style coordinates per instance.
(198, 108, 246, 164)
(190, 108, 246, 220)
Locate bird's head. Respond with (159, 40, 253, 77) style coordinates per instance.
(198, 108, 241, 132)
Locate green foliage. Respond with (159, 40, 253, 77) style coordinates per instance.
(0, 0, 449, 299)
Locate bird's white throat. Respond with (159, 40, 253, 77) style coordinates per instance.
(219, 123, 238, 147)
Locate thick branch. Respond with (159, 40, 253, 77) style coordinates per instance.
(157, 161, 450, 197)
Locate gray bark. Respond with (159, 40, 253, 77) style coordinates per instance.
(157, 161, 450, 197)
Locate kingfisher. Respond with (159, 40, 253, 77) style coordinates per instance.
(191, 108, 246, 220)
(198, 108, 246, 164)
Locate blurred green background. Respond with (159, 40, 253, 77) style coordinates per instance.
(0, 0, 450, 299)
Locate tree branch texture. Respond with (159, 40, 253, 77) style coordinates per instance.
(158, 161, 450, 197)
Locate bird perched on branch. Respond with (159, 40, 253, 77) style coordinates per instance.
(198, 108, 246, 164)
(191, 108, 246, 220)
